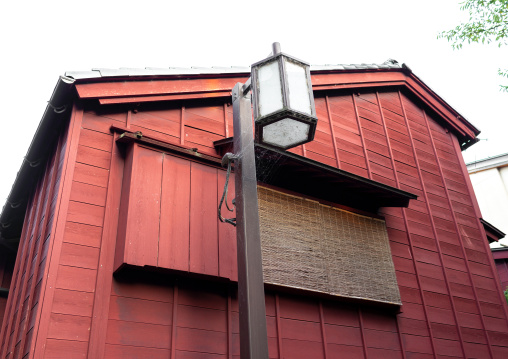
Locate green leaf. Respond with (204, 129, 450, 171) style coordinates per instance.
(439, 0, 508, 90)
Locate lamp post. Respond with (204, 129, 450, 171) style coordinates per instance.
(251, 43, 318, 149)
(221, 43, 317, 359)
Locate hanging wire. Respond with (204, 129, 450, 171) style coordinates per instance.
(218, 152, 238, 226)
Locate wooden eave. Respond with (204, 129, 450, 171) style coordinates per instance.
(214, 138, 417, 213)
(0, 76, 75, 242)
(255, 143, 417, 212)
(492, 247, 508, 260)
(72, 68, 480, 147)
(481, 218, 506, 242)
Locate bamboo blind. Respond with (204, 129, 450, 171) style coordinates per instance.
(258, 186, 401, 305)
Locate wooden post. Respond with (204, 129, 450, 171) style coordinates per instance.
(232, 82, 269, 359)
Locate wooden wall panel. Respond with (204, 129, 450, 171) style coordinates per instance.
(128, 104, 231, 157)
(34, 108, 114, 357)
(124, 146, 162, 267)
(47, 312, 91, 342)
(0, 113, 69, 359)
(327, 96, 368, 176)
(106, 319, 171, 349)
(103, 345, 169, 359)
(130, 110, 181, 141)
(44, 338, 88, 358)
(159, 156, 191, 271)
(136, 288, 404, 359)
(115, 145, 232, 281)
(185, 105, 226, 136)
(304, 97, 337, 166)
(361, 89, 508, 358)
(495, 259, 508, 290)
(189, 163, 219, 276)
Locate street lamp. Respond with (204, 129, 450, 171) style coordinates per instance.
(219, 43, 317, 359)
(252, 43, 318, 149)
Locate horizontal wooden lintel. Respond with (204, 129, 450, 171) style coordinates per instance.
(112, 126, 222, 166)
(99, 90, 231, 105)
(77, 76, 247, 99)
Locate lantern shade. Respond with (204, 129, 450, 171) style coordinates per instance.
(285, 58, 312, 116)
(263, 118, 310, 149)
(251, 52, 317, 150)
(257, 60, 283, 117)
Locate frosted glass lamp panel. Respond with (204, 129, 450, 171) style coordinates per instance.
(263, 118, 310, 148)
(285, 59, 312, 116)
(258, 61, 283, 117)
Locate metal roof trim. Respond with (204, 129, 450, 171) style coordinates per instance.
(481, 218, 506, 240)
(65, 61, 403, 80)
(401, 65, 480, 139)
(0, 76, 76, 242)
(467, 153, 508, 173)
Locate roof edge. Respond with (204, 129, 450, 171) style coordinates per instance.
(481, 218, 506, 241)
(68, 65, 480, 147)
(405, 70, 480, 138)
(467, 153, 508, 173)
(64, 61, 404, 80)
(0, 76, 75, 241)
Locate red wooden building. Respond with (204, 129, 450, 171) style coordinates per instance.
(1, 60, 508, 358)
(492, 247, 508, 295)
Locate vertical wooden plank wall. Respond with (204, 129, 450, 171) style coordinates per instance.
(0, 119, 67, 359)
(115, 148, 236, 279)
(25, 102, 235, 357)
(101, 95, 411, 358)
(493, 254, 508, 290)
(98, 92, 508, 358)
(330, 90, 508, 358)
(32, 107, 116, 358)
(3, 88, 505, 358)
(102, 278, 405, 359)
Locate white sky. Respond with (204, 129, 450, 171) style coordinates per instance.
(1, 1, 507, 228)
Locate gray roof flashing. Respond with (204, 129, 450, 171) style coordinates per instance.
(64, 61, 403, 81)
(467, 153, 508, 173)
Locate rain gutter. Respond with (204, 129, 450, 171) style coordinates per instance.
(0, 76, 75, 246)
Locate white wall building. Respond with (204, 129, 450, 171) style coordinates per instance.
(467, 153, 508, 247)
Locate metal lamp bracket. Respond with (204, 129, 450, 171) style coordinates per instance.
(218, 152, 239, 226)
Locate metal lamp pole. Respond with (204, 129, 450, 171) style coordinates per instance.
(219, 42, 317, 359)
(232, 81, 270, 359)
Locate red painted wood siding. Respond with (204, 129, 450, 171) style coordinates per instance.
(104, 275, 405, 359)
(115, 145, 237, 281)
(0, 123, 67, 359)
(0, 252, 15, 335)
(5, 86, 507, 358)
(106, 90, 508, 358)
(494, 258, 508, 292)
(33, 107, 111, 358)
